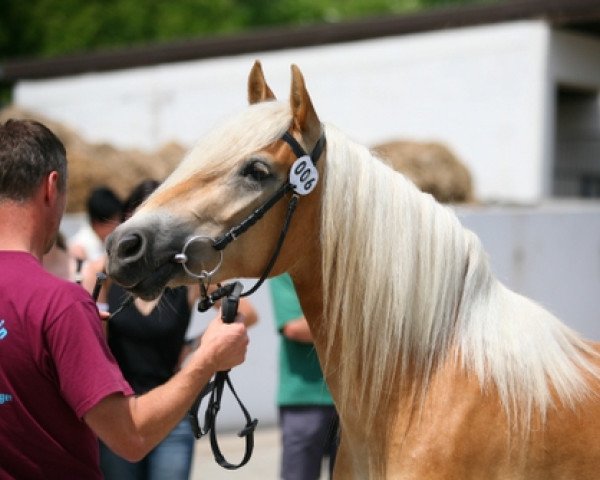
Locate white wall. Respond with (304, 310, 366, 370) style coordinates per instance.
(457, 202, 600, 341)
(17, 20, 555, 203)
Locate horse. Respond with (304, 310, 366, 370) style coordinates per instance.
(106, 61, 600, 479)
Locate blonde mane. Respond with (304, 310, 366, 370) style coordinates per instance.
(320, 122, 598, 434)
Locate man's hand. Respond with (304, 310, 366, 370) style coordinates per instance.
(194, 314, 249, 372)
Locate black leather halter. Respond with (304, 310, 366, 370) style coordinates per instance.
(187, 128, 326, 470)
(197, 128, 326, 310)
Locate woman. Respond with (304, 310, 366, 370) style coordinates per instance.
(83, 179, 257, 480)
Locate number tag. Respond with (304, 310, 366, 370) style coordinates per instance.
(289, 156, 319, 195)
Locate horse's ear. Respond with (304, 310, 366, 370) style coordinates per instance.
(290, 64, 320, 135)
(248, 60, 276, 104)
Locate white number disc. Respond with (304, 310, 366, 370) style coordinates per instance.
(289, 156, 319, 195)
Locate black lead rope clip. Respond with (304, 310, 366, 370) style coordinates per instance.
(92, 272, 107, 302)
(196, 281, 233, 313)
(188, 281, 258, 470)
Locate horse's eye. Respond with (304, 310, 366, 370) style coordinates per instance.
(242, 160, 272, 182)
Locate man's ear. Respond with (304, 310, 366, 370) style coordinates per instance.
(43, 171, 61, 204)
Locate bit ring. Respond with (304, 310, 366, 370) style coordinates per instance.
(174, 236, 223, 280)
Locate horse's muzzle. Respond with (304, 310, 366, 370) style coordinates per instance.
(105, 220, 186, 299)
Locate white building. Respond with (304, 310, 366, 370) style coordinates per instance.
(3, 0, 600, 428)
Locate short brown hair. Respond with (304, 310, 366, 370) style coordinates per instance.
(0, 119, 67, 202)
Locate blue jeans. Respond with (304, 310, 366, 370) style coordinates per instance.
(100, 417, 195, 480)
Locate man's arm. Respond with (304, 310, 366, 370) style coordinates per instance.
(84, 314, 248, 461)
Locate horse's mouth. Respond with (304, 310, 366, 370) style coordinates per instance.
(115, 261, 179, 301)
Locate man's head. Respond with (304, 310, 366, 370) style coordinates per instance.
(0, 119, 68, 256)
(86, 186, 122, 242)
(0, 119, 67, 202)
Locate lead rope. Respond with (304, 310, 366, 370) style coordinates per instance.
(187, 191, 299, 469)
(93, 275, 256, 469)
(188, 281, 258, 469)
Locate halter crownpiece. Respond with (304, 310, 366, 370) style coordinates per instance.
(212, 129, 326, 251)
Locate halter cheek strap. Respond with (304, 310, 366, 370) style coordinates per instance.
(211, 130, 326, 253)
(211, 182, 295, 252)
(200, 129, 326, 309)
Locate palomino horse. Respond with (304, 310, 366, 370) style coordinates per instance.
(106, 62, 600, 479)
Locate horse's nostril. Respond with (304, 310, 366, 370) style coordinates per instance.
(117, 233, 144, 261)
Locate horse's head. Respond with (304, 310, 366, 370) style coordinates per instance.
(106, 62, 324, 299)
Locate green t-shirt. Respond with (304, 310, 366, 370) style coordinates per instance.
(269, 273, 333, 406)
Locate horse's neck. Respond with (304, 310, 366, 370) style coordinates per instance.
(284, 177, 330, 356)
(289, 263, 327, 348)
(288, 249, 346, 392)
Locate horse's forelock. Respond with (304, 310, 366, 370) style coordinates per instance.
(161, 102, 292, 192)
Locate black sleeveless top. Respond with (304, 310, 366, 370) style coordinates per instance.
(107, 285, 191, 394)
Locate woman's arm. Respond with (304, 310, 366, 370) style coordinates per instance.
(238, 298, 258, 328)
(282, 317, 313, 343)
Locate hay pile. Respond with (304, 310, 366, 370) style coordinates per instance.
(1, 105, 475, 210)
(372, 140, 474, 203)
(0, 105, 187, 212)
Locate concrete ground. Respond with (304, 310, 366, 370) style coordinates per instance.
(190, 425, 330, 479)
(190, 425, 281, 480)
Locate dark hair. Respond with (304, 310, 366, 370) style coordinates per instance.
(122, 179, 160, 222)
(87, 186, 122, 223)
(0, 119, 67, 202)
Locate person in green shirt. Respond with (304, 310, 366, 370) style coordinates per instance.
(269, 273, 339, 480)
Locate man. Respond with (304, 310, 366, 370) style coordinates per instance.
(0, 119, 249, 479)
(269, 273, 339, 480)
(68, 185, 122, 262)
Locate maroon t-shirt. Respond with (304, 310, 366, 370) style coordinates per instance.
(0, 251, 133, 479)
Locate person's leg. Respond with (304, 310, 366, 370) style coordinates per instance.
(99, 440, 145, 480)
(324, 409, 340, 480)
(279, 406, 339, 480)
(147, 417, 195, 480)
